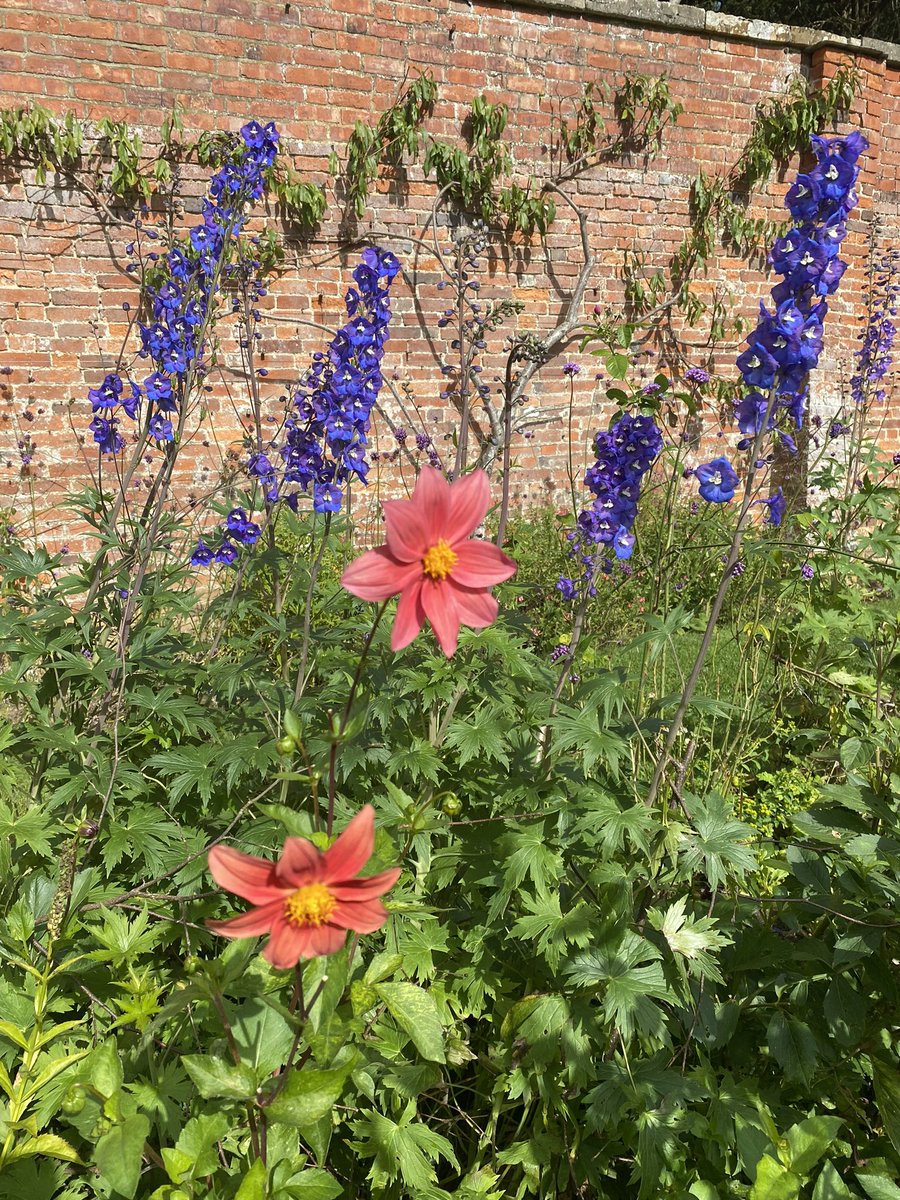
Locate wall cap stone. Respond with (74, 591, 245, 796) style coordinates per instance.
(498, 0, 900, 65)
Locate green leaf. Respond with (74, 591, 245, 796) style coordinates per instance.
(5, 1133, 82, 1165)
(93, 1115, 150, 1199)
(872, 1058, 900, 1157)
(689, 1186, 721, 1200)
(350, 1104, 458, 1193)
(231, 998, 294, 1076)
(567, 932, 672, 1042)
(90, 1038, 124, 1098)
(782, 1116, 843, 1176)
(274, 1167, 343, 1199)
(363, 951, 403, 985)
(265, 1064, 351, 1128)
(374, 982, 445, 1063)
(182, 1055, 258, 1101)
(0, 1020, 28, 1050)
(236, 1159, 267, 1200)
(681, 793, 756, 889)
(856, 1176, 900, 1200)
(823, 976, 866, 1047)
(647, 896, 731, 982)
(162, 1113, 229, 1184)
(749, 1155, 801, 1200)
(813, 1162, 853, 1200)
(767, 1013, 818, 1087)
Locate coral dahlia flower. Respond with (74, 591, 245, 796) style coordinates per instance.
(341, 467, 516, 657)
(206, 806, 400, 968)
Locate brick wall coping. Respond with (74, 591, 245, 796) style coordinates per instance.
(505, 0, 900, 66)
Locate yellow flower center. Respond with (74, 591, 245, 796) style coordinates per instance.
(422, 539, 458, 580)
(284, 883, 336, 927)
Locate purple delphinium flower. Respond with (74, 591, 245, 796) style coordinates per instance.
(733, 130, 866, 446)
(214, 541, 239, 566)
(758, 486, 786, 527)
(850, 240, 899, 409)
(191, 540, 214, 566)
(561, 411, 662, 600)
(696, 457, 738, 504)
(192, 249, 397, 568)
(556, 577, 577, 601)
(86, 119, 280, 457)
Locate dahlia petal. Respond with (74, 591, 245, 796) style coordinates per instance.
(451, 540, 517, 588)
(446, 469, 490, 545)
(206, 897, 284, 938)
(340, 547, 420, 602)
(411, 465, 450, 544)
(421, 579, 461, 657)
(208, 845, 279, 904)
(450, 582, 499, 630)
(264, 916, 310, 969)
(382, 497, 430, 561)
(329, 867, 402, 901)
(321, 804, 375, 883)
(275, 836, 322, 886)
(329, 897, 391, 934)
(391, 579, 425, 652)
(304, 924, 347, 957)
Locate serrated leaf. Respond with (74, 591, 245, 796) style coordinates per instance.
(767, 1013, 818, 1087)
(182, 1055, 258, 1101)
(824, 976, 866, 1047)
(872, 1058, 900, 1157)
(265, 1064, 351, 1128)
(375, 982, 445, 1063)
(6, 1133, 82, 1165)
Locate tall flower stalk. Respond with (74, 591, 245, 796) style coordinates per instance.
(647, 128, 867, 805)
(83, 120, 280, 610)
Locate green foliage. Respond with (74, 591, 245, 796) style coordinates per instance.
(1, 74, 899, 1200)
(344, 70, 438, 219)
(624, 64, 860, 334)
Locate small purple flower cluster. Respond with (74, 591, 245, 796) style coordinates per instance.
(87, 120, 279, 457)
(557, 412, 662, 599)
(850, 241, 899, 408)
(276, 247, 399, 514)
(684, 366, 710, 385)
(734, 130, 867, 451)
(191, 507, 261, 567)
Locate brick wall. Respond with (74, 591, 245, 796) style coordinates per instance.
(0, 0, 898, 549)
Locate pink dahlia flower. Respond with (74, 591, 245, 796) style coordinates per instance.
(341, 467, 516, 657)
(206, 805, 400, 968)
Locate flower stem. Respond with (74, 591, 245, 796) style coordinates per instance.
(326, 600, 389, 835)
(645, 386, 779, 806)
